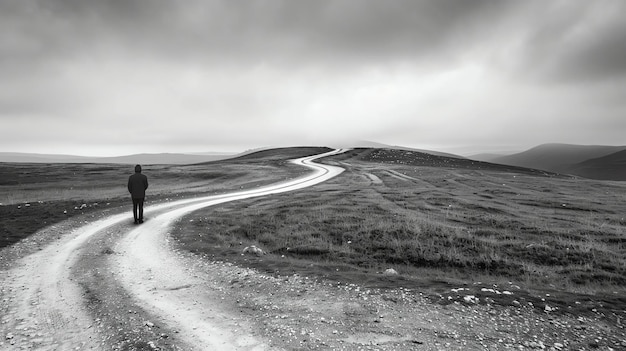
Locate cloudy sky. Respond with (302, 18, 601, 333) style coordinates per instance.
(1, 0, 625, 156)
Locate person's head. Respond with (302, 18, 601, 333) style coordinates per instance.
(134, 164, 142, 173)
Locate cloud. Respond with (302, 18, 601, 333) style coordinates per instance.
(494, 1, 626, 84)
(4, 1, 626, 77)
(1, 1, 625, 155)
(1, 1, 511, 66)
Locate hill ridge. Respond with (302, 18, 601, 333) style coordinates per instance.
(488, 143, 626, 181)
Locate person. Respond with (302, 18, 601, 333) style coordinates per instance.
(127, 164, 148, 224)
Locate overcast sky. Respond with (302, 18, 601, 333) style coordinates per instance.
(1, 0, 625, 156)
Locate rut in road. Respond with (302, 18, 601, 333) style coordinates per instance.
(0, 149, 346, 350)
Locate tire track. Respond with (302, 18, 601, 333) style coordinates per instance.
(0, 149, 347, 350)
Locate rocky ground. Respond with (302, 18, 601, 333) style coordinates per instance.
(158, 247, 626, 351)
(0, 208, 625, 350)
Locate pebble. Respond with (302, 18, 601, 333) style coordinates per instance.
(383, 268, 398, 276)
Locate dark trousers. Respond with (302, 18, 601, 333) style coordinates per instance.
(132, 197, 144, 222)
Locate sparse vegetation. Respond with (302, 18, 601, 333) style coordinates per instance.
(2, 147, 625, 315)
(0, 147, 326, 248)
(171, 148, 626, 314)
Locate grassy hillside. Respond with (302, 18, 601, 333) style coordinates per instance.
(172, 148, 626, 314)
(215, 146, 331, 163)
(491, 143, 626, 180)
(568, 149, 626, 181)
(3, 147, 625, 316)
(0, 147, 322, 248)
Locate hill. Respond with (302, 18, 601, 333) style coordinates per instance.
(0, 152, 236, 165)
(0, 143, 464, 165)
(467, 153, 508, 162)
(334, 140, 466, 159)
(488, 143, 626, 180)
(568, 149, 626, 181)
(329, 147, 561, 177)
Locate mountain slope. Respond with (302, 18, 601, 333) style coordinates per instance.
(568, 149, 626, 181)
(491, 143, 626, 180)
(492, 144, 626, 173)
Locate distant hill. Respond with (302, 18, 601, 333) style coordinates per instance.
(487, 143, 626, 180)
(568, 149, 626, 181)
(0, 152, 236, 164)
(467, 153, 508, 162)
(209, 147, 332, 164)
(329, 147, 561, 177)
(334, 140, 466, 159)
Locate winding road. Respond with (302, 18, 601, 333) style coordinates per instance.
(2, 148, 622, 350)
(0, 149, 347, 350)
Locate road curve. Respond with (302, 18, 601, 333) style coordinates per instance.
(112, 149, 347, 350)
(0, 149, 347, 350)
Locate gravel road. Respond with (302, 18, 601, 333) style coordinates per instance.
(1, 149, 624, 350)
(0, 150, 345, 350)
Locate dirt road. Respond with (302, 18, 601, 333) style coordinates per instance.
(0, 150, 346, 350)
(1, 148, 624, 350)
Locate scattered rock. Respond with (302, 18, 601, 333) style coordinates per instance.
(383, 268, 398, 276)
(463, 295, 479, 304)
(242, 245, 265, 256)
(525, 340, 545, 349)
(545, 305, 557, 313)
(145, 321, 155, 328)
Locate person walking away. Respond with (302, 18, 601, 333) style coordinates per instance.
(128, 164, 148, 224)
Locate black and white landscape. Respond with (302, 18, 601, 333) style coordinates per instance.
(1, 1, 625, 350)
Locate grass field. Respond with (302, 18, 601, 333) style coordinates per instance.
(0, 147, 324, 248)
(170, 148, 626, 316)
(2, 147, 625, 318)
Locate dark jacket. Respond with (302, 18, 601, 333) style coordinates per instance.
(128, 172, 148, 198)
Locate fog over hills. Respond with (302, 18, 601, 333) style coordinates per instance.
(474, 143, 626, 181)
(0, 152, 235, 165)
(468, 153, 510, 163)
